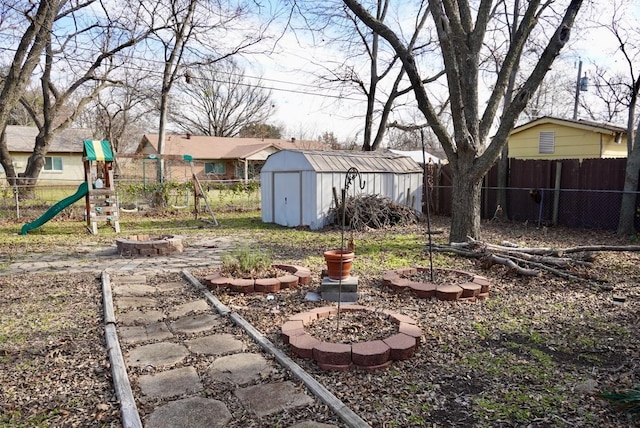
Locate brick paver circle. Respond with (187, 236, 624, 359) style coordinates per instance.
(283, 305, 422, 371)
(202, 264, 311, 294)
(382, 267, 491, 301)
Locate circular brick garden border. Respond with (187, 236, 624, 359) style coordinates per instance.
(202, 264, 311, 293)
(115, 234, 184, 257)
(382, 267, 491, 301)
(282, 305, 422, 371)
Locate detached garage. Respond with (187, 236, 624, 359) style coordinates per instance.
(260, 150, 423, 230)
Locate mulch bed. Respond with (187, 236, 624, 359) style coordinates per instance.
(305, 310, 397, 344)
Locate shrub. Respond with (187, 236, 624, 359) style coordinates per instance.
(221, 246, 273, 278)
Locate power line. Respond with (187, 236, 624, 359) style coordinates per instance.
(0, 32, 368, 103)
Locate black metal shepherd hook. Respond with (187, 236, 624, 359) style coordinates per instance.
(421, 130, 435, 282)
(340, 167, 366, 251)
(336, 167, 365, 332)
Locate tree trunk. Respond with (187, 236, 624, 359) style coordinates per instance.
(156, 89, 169, 183)
(0, 129, 18, 186)
(0, 1, 56, 186)
(449, 166, 482, 243)
(17, 133, 48, 199)
(617, 143, 640, 235)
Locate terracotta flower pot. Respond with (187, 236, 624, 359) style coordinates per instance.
(323, 249, 355, 280)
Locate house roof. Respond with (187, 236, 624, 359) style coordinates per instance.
(137, 134, 330, 160)
(388, 149, 447, 164)
(6, 126, 94, 153)
(262, 149, 423, 173)
(511, 116, 627, 136)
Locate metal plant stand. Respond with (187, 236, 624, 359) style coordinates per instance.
(335, 167, 364, 330)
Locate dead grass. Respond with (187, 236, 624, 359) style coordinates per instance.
(0, 213, 639, 427)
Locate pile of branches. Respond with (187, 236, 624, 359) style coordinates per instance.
(329, 194, 421, 230)
(430, 238, 640, 280)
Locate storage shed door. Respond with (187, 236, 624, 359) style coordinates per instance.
(273, 172, 301, 227)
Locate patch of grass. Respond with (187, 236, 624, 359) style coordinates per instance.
(474, 386, 570, 424)
(406, 384, 421, 393)
(221, 246, 273, 278)
(407, 413, 427, 425)
(462, 344, 557, 384)
(471, 321, 491, 340)
(527, 330, 546, 344)
(0, 407, 63, 426)
(528, 347, 554, 366)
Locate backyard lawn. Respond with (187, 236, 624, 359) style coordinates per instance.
(0, 207, 638, 427)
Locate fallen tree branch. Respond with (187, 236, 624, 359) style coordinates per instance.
(483, 254, 541, 276)
(506, 255, 583, 281)
(429, 238, 640, 279)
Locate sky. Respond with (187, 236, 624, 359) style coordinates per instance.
(4, 0, 637, 145)
(247, 29, 369, 142)
(245, 0, 640, 144)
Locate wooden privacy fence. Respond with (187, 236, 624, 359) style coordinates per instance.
(423, 158, 640, 231)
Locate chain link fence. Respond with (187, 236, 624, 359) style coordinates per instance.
(1, 174, 637, 233)
(0, 177, 261, 222)
(425, 185, 640, 231)
(493, 187, 638, 230)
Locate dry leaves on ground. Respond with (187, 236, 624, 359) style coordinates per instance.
(201, 220, 640, 427)
(0, 217, 639, 427)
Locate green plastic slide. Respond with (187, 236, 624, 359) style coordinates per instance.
(20, 182, 89, 235)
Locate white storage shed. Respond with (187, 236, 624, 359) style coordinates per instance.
(260, 150, 423, 230)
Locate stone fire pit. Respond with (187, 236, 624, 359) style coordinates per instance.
(116, 234, 184, 257)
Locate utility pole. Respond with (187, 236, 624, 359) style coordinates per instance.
(573, 60, 588, 120)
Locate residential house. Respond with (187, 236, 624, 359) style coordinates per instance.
(134, 134, 330, 182)
(508, 116, 628, 160)
(0, 126, 94, 184)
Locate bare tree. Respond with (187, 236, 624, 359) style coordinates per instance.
(520, 68, 576, 121)
(11, 0, 155, 193)
(593, 2, 640, 235)
(144, 0, 271, 181)
(0, 73, 40, 126)
(317, 130, 340, 149)
(343, 0, 583, 242)
(170, 58, 275, 137)
(76, 65, 157, 154)
(239, 123, 283, 139)
(0, 0, 58, 185)
(299, 1, 441, 151)
(581, 65, 629, 123)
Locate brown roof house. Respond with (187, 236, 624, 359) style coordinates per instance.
(135, 134, 330, 182)
(1, 125, 94, 184)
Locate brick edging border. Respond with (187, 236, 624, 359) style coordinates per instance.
(115, 234, 184, 257)
(382, 267, 491, 301)
(283, 305, 422, 371)
(202, 264, 311, 293)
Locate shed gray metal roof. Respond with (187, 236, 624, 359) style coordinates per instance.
(275, 150, 423, 173)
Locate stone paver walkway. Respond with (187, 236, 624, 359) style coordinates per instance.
(110, 272, 340, 427)
(0, 236, 235, 275)
(2, 235, 364, 427)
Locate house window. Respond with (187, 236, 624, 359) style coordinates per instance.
(204, 162, 225, 175)
(235, 162, 262, 180)
(538, 131, 555, 154)
(44, 156, 63, 171)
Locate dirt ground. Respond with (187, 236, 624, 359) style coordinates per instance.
(1, 218, 639, 427)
